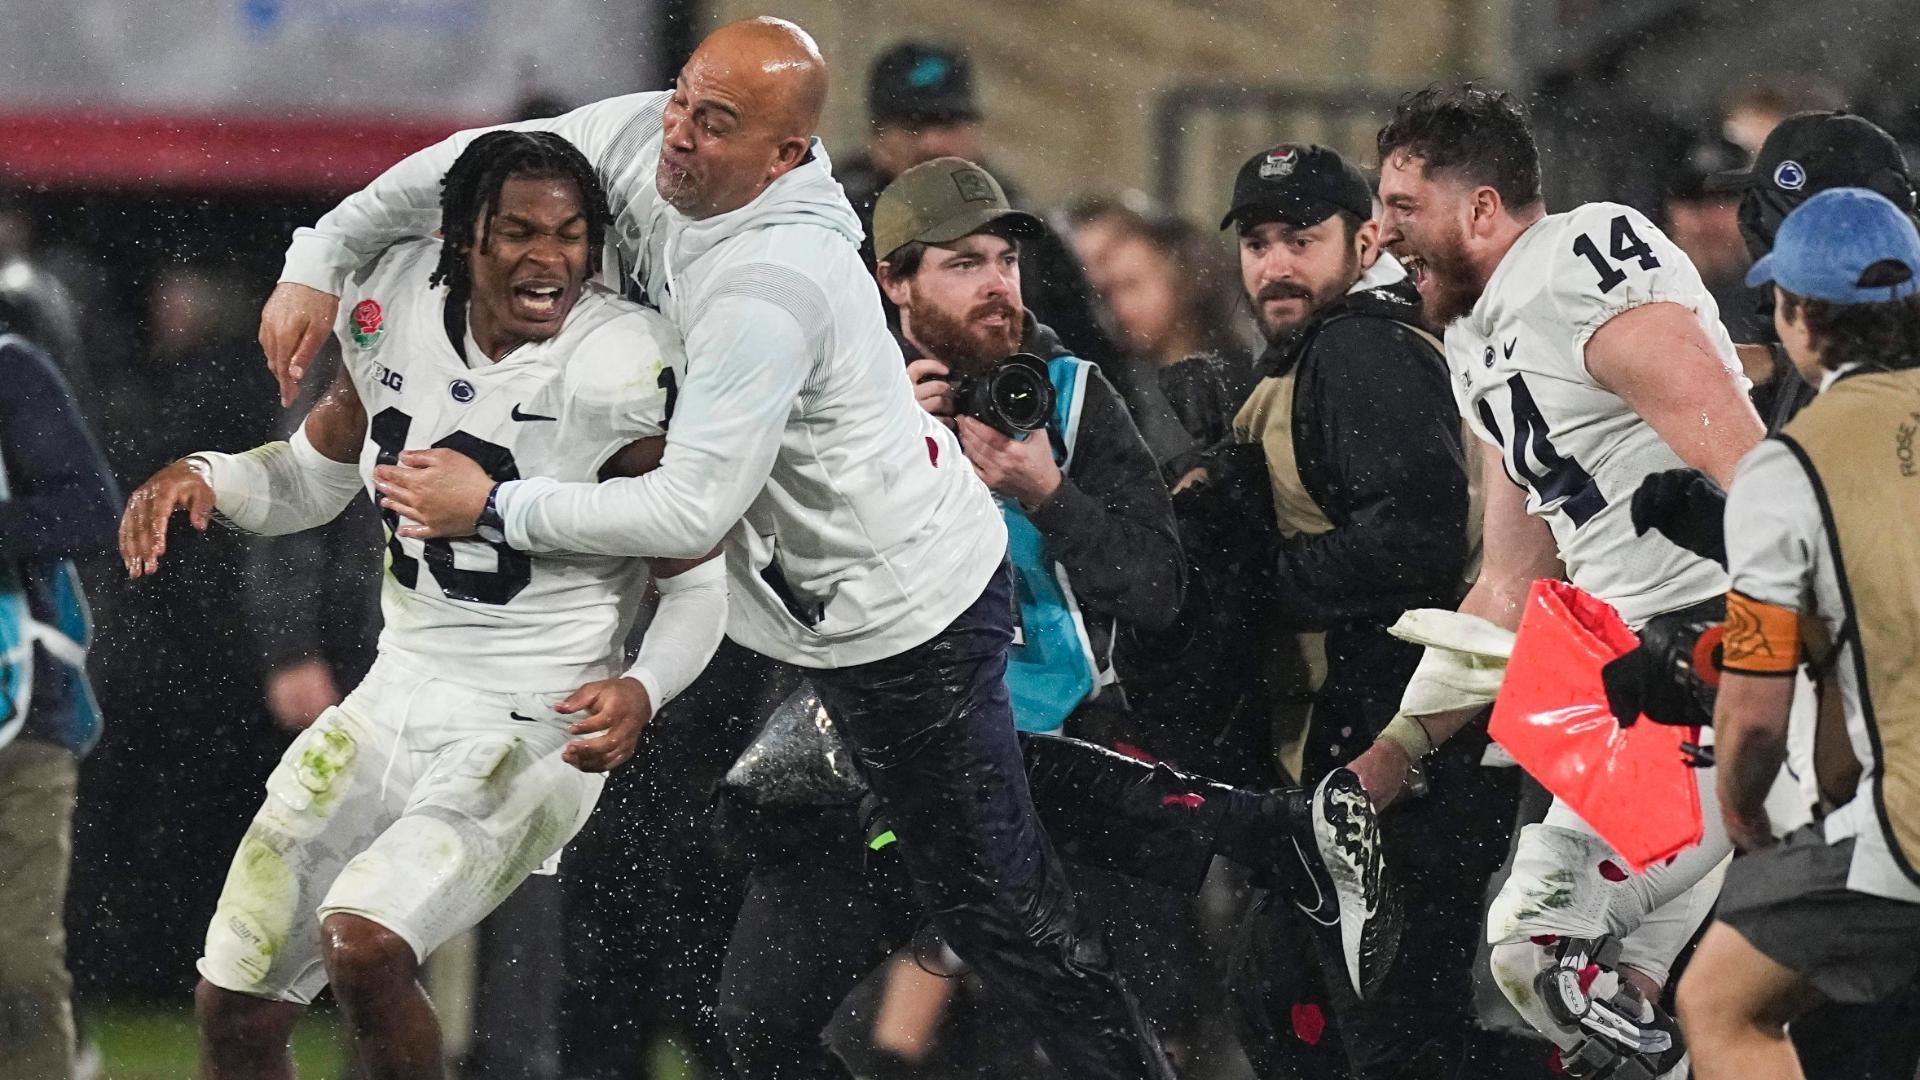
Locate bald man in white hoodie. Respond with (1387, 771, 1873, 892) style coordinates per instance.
(257, 18, 1177, 1080)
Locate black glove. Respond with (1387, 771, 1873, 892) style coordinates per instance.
(1630, 469, 1728, 567)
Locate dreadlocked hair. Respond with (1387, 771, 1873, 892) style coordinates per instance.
(428, 130, 612, 303)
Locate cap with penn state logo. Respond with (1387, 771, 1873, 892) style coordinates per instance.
(1707, 111, 1914, 209)
(1220, 143, 1374, 231)
(1746, 187, 1920, 305)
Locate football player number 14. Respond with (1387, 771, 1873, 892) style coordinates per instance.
(1572, 214, 1661, 294)
(1468, 214, 1663, 526)
(369, 407, 533, 605)
(1477, 377, 1607, 527)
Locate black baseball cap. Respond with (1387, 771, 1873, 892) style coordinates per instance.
(1666, 134, 1747, 203)
(1220, 144, 1374, 231)
(868, 42, 981, 128)
(1706, 111, 1912, 202)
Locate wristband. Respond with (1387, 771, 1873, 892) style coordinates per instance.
(1379, 712, 1436, 761)
(476, 482, 507, 544)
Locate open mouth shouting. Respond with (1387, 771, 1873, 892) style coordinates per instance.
(511, 278, 568, 324)
(1397, 251, 1430, 293)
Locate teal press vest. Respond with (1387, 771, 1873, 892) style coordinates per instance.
(1002, 356, 1114, 733)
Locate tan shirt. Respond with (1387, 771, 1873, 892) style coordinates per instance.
(1726, 364, 1920, 902)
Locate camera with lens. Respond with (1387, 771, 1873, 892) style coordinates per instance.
(950, 352, 1055, 437)
(1602, 599, 1725, 732)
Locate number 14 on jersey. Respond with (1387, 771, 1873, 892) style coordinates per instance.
(1572, 214, 1661, 294)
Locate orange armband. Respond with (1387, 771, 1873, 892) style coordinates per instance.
(1720, 590, 1802, 675)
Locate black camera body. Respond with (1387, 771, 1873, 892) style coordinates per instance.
(1602, 598, 1726, 732)
(950, 352, 1056, 437)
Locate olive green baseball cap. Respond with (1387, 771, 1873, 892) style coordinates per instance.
(871, 156, 1046, 264)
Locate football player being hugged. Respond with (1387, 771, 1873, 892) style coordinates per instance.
(119, 131, 727, 1080)
(1350, 86, 1767, 1078)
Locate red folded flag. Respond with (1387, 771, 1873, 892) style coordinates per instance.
(1490, 580, 1705, 871)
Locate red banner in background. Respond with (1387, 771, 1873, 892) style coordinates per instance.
(0, 0, 659, 192)
(0, 112, 478, 193)
(1490, 580, 1706, 871)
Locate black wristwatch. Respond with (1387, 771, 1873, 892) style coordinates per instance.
(475, 482, 507, 544)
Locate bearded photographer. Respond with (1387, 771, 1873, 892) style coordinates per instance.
(885, 158, 1185, 702)
(882, 156, 1213, 1062)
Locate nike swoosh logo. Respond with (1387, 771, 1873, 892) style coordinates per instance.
(511, 405, 557, 422)
(509, 711, 542, 723)
(1288, 837, 1340, 926)
(1503, 338, 1517, 359)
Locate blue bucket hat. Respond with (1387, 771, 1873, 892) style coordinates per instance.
(1746, 186, 1920, 304)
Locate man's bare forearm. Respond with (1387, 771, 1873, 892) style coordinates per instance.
(1715, 673, 1796, 823)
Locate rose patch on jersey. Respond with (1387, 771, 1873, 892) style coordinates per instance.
(351, 299, 386, 350)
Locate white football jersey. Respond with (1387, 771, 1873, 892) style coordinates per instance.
(1448, 203, 1739, 627)
(335, 239, 681, 691)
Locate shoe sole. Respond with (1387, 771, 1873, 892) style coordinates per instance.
(1312, 769, 1391, 998)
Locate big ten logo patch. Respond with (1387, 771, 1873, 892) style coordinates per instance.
(371, 361, 404, 392)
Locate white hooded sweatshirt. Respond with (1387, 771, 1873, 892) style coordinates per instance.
(280, 91, 1007, 669)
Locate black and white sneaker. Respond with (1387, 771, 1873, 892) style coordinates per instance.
(1284, 768, 1400, 999)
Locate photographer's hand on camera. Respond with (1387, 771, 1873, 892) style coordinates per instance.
(956, 415, 1062, 510)
(907, 357, 958, 429)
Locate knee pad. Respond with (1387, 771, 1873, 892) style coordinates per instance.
(1489, 938, 1587, 1051)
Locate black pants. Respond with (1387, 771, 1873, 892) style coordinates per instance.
(714, 730, 1269, 1077)
(806, 568, 1173, 1080)
(1330, 731, 1520, 1078)
(718, 849, 921, 1079)
(1790, 975, 1920, 1077)
(1246, 695, 1521, 1080)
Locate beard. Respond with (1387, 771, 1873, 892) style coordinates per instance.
(909, 296, 1024, 374)
(1408, 224, 1482, 326)
(1249, 247, 1361, 343)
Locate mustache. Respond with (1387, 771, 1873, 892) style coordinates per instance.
(1255, 280, 1313, 305)
(970, 300, 1021, 323)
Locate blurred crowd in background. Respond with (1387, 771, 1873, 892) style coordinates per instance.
(2, 18, 1914, 1079)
